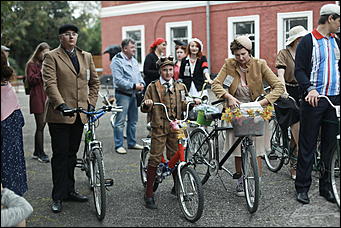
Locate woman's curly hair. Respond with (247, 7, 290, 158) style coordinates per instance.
(1, 50, 14, 82)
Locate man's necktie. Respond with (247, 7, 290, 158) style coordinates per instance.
(164, 82, 171, 93)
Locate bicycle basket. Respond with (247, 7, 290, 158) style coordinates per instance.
(231, 115, 264, 137)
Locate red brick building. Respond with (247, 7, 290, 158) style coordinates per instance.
(100, 1, 337, 76)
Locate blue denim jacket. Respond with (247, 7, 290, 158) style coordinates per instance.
(110, 52, 145, 95)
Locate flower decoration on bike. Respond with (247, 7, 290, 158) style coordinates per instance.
(169, 120, 187, 139)
(221, 105, 274, 122)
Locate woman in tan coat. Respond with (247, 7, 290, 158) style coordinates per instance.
(212, 35, 284, 196)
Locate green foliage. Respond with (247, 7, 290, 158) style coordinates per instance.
(1, 1, 101, 75)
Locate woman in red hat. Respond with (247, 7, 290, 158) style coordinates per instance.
(143, 38, 167, 89)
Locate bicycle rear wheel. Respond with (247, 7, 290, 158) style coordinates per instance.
(264, 118, 285, 172)
(91, 149, 106, 220)
(177, 166, 204, 223)
(330, 144, 340, 208)
(186, 128, 213, 185)
(241, 140, 259, 213)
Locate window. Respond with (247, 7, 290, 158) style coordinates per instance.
(228, 15, 260, 58)
(122, 25, 145, 70)
(166, 21, 192, 58)
(277, 11, 313, 52)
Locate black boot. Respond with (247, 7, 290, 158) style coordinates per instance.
(171, 170, 177, 196)
(145, 165, 157, 209)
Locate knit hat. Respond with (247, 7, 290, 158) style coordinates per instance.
(234, 36, 252, 51)
(59, 24, 79, 35)
(150, 38, 166, 49)
(320, 4, 340, 16)
(188, 38, 203, 51)
(285, 25, 308, 46)
(156, 56, 174, 69)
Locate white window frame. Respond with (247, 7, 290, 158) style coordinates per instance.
(277, 11, 313, 53)
(227, 15, 260, 59)
(165, 21, 192, 57)
(122, 25, 145, 71)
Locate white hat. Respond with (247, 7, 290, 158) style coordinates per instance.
(285, 26, 309, 46)
(320, 4, 340, 16)
(234, 35, 252, 51)
(188, 38, 203, 51)
(1, 45, 10, 52)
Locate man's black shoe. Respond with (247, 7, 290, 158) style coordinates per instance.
(320, 190, 336, 203)
(65, 191, 88, 202)
(296, 192, 310, 204)
(51, 200, 62, 213)
(144, 196, 157, 209)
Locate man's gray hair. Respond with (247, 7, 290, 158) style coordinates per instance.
(121, 38, 135, 49)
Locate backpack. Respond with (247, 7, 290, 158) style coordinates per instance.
(23, 75, 30, 95)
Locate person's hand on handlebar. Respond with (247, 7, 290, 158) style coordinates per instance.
(305, 89, 320, 107)
(143, 99, 154, 107)
(224, 93, 241, 108)
(56, 103, 75, 117)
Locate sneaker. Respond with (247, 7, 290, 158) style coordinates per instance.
(37, 153, 49, 163)
(128, 144, 143, 150)
(290, 168, 296, 180)
(235, 176, 245, 197)
(116, 147, 127, 154)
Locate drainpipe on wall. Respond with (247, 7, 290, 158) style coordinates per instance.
(206, 1, 211, 73)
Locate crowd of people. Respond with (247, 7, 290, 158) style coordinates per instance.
(1, 2, 339, 224)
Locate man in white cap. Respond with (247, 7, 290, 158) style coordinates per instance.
(294, 3, 340, 205)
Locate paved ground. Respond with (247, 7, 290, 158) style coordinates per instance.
(15, 86, 339, 227)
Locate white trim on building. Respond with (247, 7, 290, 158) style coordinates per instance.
(277, 11, 313, 53)
(122, 25, 145, 71)
(165, 21, 192, 57)
(227, 15, 260, 59)
(100, 1, 244, 18)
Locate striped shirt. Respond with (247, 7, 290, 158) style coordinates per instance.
(310, 29, 340, 96)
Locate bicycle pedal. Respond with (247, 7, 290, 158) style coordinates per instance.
(105, 178, 114, 187)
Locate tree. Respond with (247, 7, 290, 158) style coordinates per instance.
(1, 1, 101, 75)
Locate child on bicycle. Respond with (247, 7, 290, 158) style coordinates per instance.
(140, 55, 199, 209)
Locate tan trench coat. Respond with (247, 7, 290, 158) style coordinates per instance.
(212, 57, 284, 105)
(42, 46, 100, 124)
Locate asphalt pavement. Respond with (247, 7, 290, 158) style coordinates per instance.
(15, 86, 340, 227)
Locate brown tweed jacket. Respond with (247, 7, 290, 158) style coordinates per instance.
(140, 80, 189, 131)
(42, 46, 100, 124)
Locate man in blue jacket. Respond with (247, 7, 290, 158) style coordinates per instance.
(111, 38, 145, 154)
(294, 3, 340, 204)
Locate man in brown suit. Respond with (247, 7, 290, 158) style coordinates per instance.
(42, 24, 100, 213)
(141, 56, 196, 209)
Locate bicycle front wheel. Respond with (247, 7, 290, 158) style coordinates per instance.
(177, 166, 204, 223)
(186, 128, 213, 185)
(242, 140, 259, 213)
(330, 144, 340, 208)
(264, 118, 285, 172)
(91, 149, 106, 220)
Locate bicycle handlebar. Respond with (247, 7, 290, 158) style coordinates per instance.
(64, 105, 123, 116)
(153, 101, 194, 123)
(318, 95, 340, 118)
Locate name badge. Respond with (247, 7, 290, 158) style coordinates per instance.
(86, 69, 90, 81)
(223, 75, 234, 87)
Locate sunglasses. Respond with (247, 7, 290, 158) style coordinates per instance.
(160, 56, 174, 62)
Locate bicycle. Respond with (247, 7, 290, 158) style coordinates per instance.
(139, 101, 204, 223)
(67, 104, 122, 220)
(264, 96, 299, 173)
(186, 99, 263, 213)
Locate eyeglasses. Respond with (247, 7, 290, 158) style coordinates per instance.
(160, 56, 174, 62)
(62, 32, 78, 37)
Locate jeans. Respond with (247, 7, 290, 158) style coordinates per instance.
(114, 92, 138, 148)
